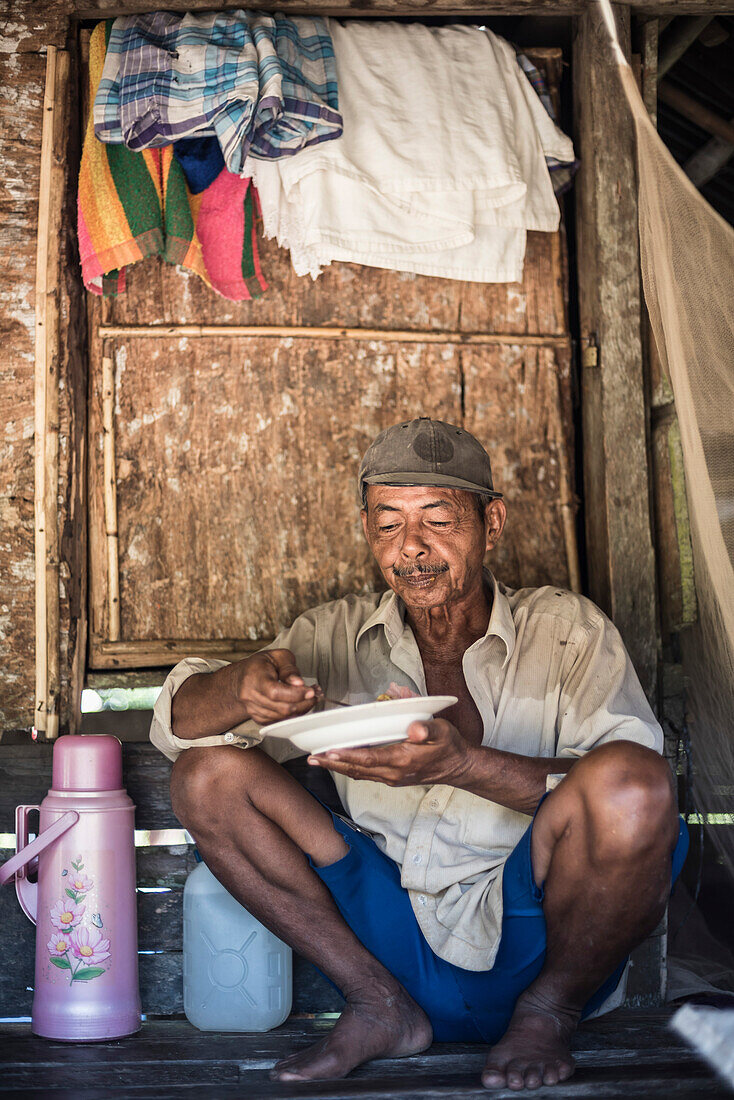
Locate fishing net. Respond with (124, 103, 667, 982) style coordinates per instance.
(598, 0, 734, 886)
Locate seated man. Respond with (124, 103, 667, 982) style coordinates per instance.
(151, 417, 687, 1091)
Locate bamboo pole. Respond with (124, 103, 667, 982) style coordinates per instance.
(33, 47, 58, 735)
(102, 347, 121, 642)
(43, 49, 70, 740)
(97, 323, 572, 347)
(90, 636, 269, 670)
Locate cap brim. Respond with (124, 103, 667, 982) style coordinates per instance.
(362, 471, 503, 498)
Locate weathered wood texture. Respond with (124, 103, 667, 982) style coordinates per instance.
(0, 743, 176, 831)
(651, 410, 697, 640)
(74, 1, 734, 15)
(0, 1012, 729, 1097)
(0, 6, 86, 735)
(88, 227, 575, 664)
(573, 5, 658, 703)
(636, 28, 696, 646)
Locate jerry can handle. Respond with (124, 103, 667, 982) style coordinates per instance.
(0, 808, 78, 924)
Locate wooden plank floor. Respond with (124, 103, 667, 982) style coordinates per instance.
(0, 1010, 730, 1098)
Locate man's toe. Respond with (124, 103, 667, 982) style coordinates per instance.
(506, 1067, 526, 1090)
(558, 1057, 575, 1081)
(481, 1064, 507, 1088)
(524, 1063, 544, 1089)
(542, 1063, 560, 1086)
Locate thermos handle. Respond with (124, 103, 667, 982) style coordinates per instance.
(0, 808, 79, 924)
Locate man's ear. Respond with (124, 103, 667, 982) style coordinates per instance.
(484, 499, 507, 552)
(360, 507, 369, 541)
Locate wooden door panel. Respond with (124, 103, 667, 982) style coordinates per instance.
(89, 336, 467, 655)
(464, 344, 573, 589)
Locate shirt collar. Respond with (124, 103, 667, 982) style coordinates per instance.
(356, 570, 517, 667)
(482, 571, 517, 668)
(356, 588, 406, 650)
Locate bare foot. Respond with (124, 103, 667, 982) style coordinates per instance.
(270, 982, 432, 1082)
(482, 992, 579, 1091)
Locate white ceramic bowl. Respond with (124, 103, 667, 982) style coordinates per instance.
(264, 695, 458, 756)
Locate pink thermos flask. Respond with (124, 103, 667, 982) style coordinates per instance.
(0, 734, 141, 1040)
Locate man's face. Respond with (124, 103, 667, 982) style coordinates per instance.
(361, 485, 506, 611)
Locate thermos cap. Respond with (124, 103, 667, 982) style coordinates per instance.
(52, 734, 123, 792)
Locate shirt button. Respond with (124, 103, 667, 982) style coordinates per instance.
(412, 853, 422, 865)
(429, 799, 439, 809)
(224, 732, 235, 743)
(418, 895, 426, 906)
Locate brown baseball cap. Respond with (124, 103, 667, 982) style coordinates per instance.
(358, 417, 503, 504)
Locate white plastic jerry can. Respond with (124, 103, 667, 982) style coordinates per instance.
(183, 860, 292, 1031)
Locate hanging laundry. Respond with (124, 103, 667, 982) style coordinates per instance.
(515, 53, 579, 196)
(79, 21, 267, 301)
(93, 11, 342, 175)
(174, 137, 225, 195)
(252, 21, 576, 283)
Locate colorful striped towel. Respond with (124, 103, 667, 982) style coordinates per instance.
(93, 11, 342, 175)
(78, 21, 267, 300)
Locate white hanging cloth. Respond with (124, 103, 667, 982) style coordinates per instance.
(250, 21, 575, 282)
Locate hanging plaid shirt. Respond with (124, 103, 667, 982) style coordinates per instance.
(515, 52, 579, 196)
(94, 11, 342, 175)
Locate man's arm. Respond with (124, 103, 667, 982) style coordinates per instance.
(452, 742, 575, 815)
(309, 718, 573, 815)
(172, 649, 318, 740)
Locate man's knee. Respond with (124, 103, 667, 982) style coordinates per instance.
(170, 745, 265, 832)
(569, 741, 678, 855)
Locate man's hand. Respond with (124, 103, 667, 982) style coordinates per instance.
(237, 649, 317, 725)
(308, 718, 474, 787)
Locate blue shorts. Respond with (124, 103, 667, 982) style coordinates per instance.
(309, 802, 689, 1043)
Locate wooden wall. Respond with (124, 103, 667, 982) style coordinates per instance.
(0, 3, 89, 734)
(87, 232, 575, 668)
(0, 4, 576, 723)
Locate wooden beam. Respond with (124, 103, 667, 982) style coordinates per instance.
(574, 5, 658, 703)
(657, 14, 714, 78)
(97, 324, 572, 347)
(641, 19, 659, 124)
(684, 129, 734, 186)
(90, 637, 269, 670)
(71, 1, 734, 17)
(658, 81, 734, 146)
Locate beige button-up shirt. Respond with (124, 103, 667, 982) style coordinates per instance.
(150, 574, 662, 974)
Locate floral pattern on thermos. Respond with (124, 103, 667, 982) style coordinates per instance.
(46, 855, 111, 983)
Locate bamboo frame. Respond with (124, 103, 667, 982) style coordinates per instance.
(90, 637, 268, 670)
(46, 50, 70, 740)
(97, 324, 572, 347)
(33, 51, 57, 739)
(102, 347, 121, 642)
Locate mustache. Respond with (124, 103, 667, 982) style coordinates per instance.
(392, 562, 450, 578)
